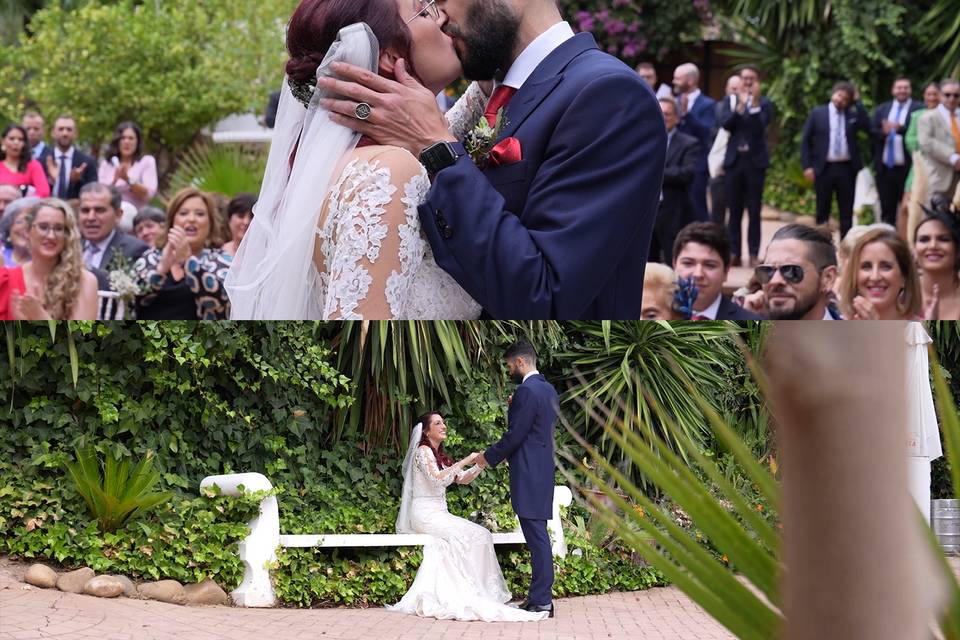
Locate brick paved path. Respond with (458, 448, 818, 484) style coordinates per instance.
(0, 564, 733, 640)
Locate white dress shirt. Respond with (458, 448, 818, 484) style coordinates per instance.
(938, 104, 960, 166)
(501, 22, 575, 90)
(31, 141, 47, 161)
(696, 293, 722, 320)
(54, 147, 75, 197)
(84, 229, 115, 270)
(655, 84, 674, 100)
(885, 99, 911, 167)
(684, 89, 701, 115)
(827, 102, 851, 162)
(522, 369, 541, 384)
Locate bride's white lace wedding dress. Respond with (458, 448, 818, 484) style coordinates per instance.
(387, 445, 548, 622)
(311, 84, 488, 319)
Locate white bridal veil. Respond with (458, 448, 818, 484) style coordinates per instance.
(396, 422, 423, 534)
(225, 23, 380, 319)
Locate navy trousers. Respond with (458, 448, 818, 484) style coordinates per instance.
(519, 517, 553, 605)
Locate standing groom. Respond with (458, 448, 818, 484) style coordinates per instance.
(476, 341, 558, 618)
(319, 0, 666, 319)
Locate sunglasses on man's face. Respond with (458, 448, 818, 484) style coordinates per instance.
(943, 92, 960, 99)
(754, 264, 807, 285)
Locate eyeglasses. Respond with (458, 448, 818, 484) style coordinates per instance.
(943, 93, 960, 99)
(32, 222, 67, 237)
(406, 0, 440, 25)
(754, 264, 807, 285)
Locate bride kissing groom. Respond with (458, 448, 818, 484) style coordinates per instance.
(389, 341, 559, 621)
(226, 0, 666, 320)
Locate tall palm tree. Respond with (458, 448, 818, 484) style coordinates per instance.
(559, 321, 744, 485)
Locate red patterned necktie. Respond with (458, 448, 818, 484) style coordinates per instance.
(692, 314, 710, 321)
(484, 85, 517, 127)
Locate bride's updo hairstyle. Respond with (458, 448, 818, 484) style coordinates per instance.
(416, 412, 454, 470)
(286, 0, 420, 90)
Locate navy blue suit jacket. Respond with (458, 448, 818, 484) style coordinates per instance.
(717, 295, 763, 320)
(50, 149, 99, 200)
(657, 131, 699, 237)
(419, 33, 667, 319)
(800, 103, 871, 176)
(870, 100, 924, 172)
(677, 94, 717, 172)
(719, 97, 775, 169)
(485, 374, 558, 521)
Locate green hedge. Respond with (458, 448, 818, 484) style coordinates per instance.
(0, 322, 670, 605)
(763, 157, 816, 217)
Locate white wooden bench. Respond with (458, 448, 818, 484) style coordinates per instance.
(199, 472, 573, 607)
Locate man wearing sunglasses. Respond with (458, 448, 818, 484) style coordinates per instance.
(756, 224, 841, 320)
(917, 78, 960, 199)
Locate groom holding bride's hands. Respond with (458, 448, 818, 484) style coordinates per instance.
(320, 0, 666, 320)
(470, 340, 558, 617)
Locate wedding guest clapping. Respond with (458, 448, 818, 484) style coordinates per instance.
(98, 121, 158, 210)
(133, 188, 231, 320)
(914, 198, 960, 319)
(839, 227, 922, 320)
(8, 199, 97, 320)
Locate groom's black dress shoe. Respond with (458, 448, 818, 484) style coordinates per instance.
(520, 601, 555, 618)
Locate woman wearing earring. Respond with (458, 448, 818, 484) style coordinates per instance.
(914, 208, 960, 320)
(0, 125, 50, 198)
(839, 227, 922, 320)
(6, 199, 97, 320)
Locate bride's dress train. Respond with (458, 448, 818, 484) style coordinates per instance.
(387, 445, 547, 622)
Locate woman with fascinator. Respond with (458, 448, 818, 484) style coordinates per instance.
(914, 193, 960, 319)
(226, 0, 488, 319)
(388, 412, 548, 622)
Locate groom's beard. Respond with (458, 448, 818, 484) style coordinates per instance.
(444, 0, 520, 81)
(511, 372, 524, 385)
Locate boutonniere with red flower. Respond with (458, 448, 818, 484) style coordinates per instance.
(464, 109, 517, 169)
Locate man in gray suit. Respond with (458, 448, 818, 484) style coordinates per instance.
(918, 78, 960, 199)
(78, 183, 148, 290)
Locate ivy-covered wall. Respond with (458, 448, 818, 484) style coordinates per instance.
(1, 321, 676, 605)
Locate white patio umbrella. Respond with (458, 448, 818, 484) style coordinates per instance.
(906, 322, 944, 525)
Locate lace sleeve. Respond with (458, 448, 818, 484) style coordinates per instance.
(316, 148, 429, 319)
(415, 446, 463, 489)
(455, 465, 483, 484)
(444, 82, 488, 141)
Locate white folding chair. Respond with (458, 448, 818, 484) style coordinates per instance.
(96, 290, 126, 320)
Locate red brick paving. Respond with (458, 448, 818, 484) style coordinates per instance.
(0, 563, 733, 640)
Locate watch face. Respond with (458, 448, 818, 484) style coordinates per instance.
(420, 143, 454, 173)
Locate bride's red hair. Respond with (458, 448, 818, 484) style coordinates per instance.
(286, 0, 419, 88)
(416, 412, 454, 469)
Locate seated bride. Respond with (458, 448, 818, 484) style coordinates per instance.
(226, 0, 487, 319)
(387, 412, 548, 622)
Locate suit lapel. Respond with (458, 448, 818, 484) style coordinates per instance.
(100, 236, 118, 271)
(496, 33, 598, 142)
(665, 133, 679, 164)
